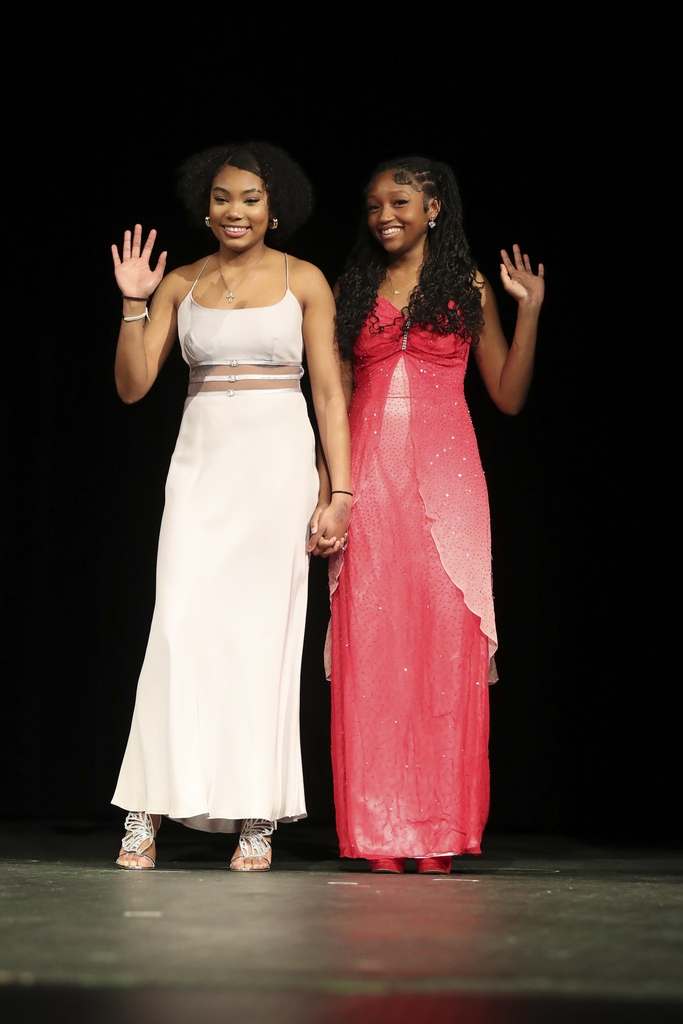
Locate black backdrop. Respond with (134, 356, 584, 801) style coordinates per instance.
(2, 18, 675, 845)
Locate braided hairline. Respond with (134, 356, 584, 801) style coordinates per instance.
(391, 169, 435, 211)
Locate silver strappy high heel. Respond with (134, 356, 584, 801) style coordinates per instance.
(230, 818, 274, 872)
(116, 811, 159, 870)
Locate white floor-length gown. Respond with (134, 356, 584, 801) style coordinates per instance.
(112, 254, 318, 832)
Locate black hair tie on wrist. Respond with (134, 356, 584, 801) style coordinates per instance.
(331, 490, 353, 496)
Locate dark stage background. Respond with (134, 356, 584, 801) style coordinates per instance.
(2, 21, 674, 847)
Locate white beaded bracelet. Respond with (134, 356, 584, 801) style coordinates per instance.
(122, 309, 150, 322)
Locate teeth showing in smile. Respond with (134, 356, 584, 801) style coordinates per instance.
(380, 227, 401, 236)
(223, 226, 248, 234)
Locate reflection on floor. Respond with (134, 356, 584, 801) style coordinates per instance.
(0, 822, 681, 1023)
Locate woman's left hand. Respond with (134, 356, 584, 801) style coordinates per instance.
(500, 244, 545, 307)
(307, 497, 350, 558)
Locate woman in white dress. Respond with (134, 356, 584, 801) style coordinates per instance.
(111, 142, 351, 871)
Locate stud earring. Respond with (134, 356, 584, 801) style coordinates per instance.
(269, 218, 279, 229)
(205, 216, 211, 227)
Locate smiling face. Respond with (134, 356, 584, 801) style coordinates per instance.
(366, 169, 440, 259)
(207, 164, 270, 252)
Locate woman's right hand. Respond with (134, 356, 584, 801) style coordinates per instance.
(308, 502, 338, 557)
(311, 494, 351, 558)
(111, 224, 167, 298)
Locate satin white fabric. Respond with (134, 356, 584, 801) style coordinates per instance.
(112, 262, 318, 832)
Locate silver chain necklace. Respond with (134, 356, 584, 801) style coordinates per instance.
(217, 250, 266, 303)
(385, 267, 418, 296)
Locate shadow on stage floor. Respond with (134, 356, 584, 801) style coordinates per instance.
(1, 821, 681, 1023)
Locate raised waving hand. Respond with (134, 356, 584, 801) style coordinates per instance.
(500, 244, 544, 307)
(112, 224, 167, 298)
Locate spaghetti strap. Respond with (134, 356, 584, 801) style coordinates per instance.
(189, 256, 212, 298)
(284, 253, 289, 291)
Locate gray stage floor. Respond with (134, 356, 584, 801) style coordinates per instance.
(0, 821, 681, 1023)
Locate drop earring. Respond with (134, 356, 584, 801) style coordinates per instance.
(428, 218, 436, 229)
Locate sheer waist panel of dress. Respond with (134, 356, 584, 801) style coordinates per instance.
(187, 362, 304, 396)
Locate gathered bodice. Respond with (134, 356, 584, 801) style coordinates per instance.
(354, 297, 470, 378)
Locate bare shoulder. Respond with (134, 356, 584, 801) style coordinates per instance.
(159, 255, 214, 306)
(473, 269, 489, 306)
(287, 255, 333, 302)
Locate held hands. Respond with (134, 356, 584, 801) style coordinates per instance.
(307, 496, 351, 558)
(112, 224, 167, 299)
(500, 244, 544, 307)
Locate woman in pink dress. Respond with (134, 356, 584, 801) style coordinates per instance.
(313, 157, 544, 873)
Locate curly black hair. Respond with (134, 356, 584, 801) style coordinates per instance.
(335, 156, 484, 361)
(176, 141, 313, 244)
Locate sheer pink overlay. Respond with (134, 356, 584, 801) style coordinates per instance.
(328, 299, 496, 859)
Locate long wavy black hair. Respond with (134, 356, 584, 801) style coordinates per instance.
(176, 141, 313, 245)
(335, 156, 484, 361)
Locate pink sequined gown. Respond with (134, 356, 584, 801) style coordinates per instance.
(328, 298, 497, 859)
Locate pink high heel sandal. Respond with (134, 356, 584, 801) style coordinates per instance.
(417, 856, 452, 874)
(370, 857, 405, 873)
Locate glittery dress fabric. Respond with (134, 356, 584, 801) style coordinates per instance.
(112, 264, 318, 833)
(328, 298, 496, 859)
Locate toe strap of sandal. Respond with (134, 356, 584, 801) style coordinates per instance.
(121, 811, 156, 854)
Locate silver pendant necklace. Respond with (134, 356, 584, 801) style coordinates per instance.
(386, 261, 425, 296)
(386, 268, 417, 295)
(217, 250, 266, 303)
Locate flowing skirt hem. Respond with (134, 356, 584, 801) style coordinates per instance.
(171, 811, 307, 834)
(338, 841, 482, 859)
(111, 799, 307, 834)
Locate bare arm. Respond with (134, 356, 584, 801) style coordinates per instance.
(311, 358, 354, 555)
(112, 224, 178, 403)
(474, 244, 545, 416)
(291, 263, 352, 554)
